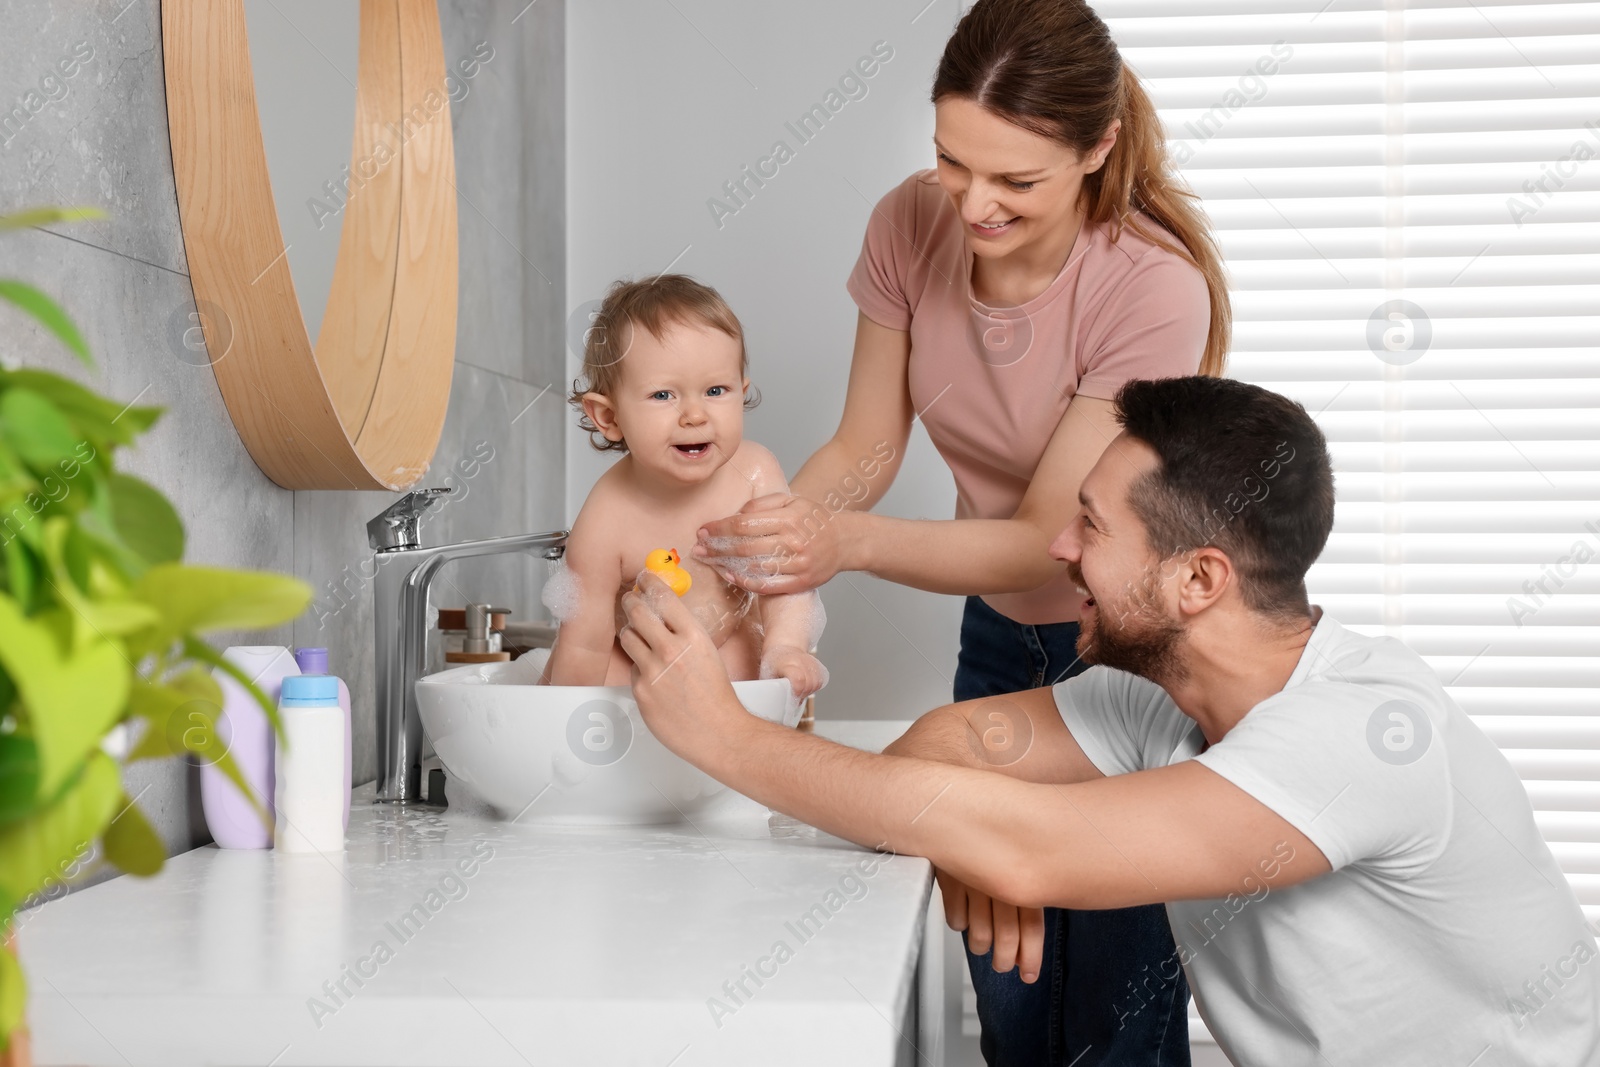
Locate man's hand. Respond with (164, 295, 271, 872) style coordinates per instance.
(938, 866, 1045, 984)
(761, 644, 829, 702)
(617, 571, 752, 758)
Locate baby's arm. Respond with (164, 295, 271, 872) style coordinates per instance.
(735, 443, 829, 700)
(758, 590, 829, 699)
(542, 500, 623, 686)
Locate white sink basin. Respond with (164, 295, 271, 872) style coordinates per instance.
(414, 650, 801, 823)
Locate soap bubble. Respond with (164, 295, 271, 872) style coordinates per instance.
(699, 536, 784, 589)
(627, 569, 673, 623)
(801, 590, 827, 651)
(500, 648, 550, 685)
(541, 558, 582, 623)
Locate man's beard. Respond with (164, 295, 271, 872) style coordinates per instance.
(1069, 563, 1188, 685)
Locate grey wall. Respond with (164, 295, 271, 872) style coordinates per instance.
(567, 1, 971, 724)
(0, 0, 565, 873)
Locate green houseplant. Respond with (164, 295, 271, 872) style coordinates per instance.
(0, 207, 313, 1058)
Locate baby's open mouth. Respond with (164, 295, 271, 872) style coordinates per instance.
(673, 442, 711, 456)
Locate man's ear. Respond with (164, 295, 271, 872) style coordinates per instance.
(582, 392, 624, 444)
(1175, 546, 1233, 617)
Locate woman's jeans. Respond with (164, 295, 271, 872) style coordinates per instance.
(953, 596, 1191, 1067)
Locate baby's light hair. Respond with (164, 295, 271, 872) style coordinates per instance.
(569, 274, 760, 454)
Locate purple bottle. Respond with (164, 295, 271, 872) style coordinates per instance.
(293, 647, 353, 829)
(201, 646, 300, 849)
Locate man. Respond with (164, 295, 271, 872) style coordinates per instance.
(619, 376, 1600, 1065)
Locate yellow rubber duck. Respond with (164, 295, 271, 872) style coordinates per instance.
(640, 547, 692, 597)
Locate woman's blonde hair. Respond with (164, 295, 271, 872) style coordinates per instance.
(569, 274, 761, 454)
(934, 0, 1231, 376)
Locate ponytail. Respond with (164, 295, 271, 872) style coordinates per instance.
(934, 0, 1231, 376)
(1091, 64, 1230, 376)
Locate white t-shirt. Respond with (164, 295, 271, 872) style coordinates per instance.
(1053, 610, 1600, 1067)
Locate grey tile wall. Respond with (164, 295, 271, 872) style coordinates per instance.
(0, 0, 565, 878)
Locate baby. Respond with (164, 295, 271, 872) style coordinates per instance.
(542, 274, 828, 703)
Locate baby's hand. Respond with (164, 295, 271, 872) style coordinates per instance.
(760, 645, 829, 702)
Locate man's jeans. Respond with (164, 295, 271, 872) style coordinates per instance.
(953, 596, 1191, 1067)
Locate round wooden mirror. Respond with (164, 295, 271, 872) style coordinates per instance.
(162, 0, 458, 490)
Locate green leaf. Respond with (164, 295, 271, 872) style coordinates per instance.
(181, 637, 284, 743)
(0, 736, 39, 826)
(101, 792, 164, 876)
(2, 536, 37, 614)
(0, 388, 80, 472)
(73, 512, 149, 587)
(0, 368, 160, 446)
(0, 929, 25, 1056)
(0, 206, 107, 231)
(125, 669, 223, 762)
(0, 438, 32, 501)
(0, 595, 129, 799)
(36, 518, 157, 648)
(125, 670, 269, 830)
(133, 564, 312, 639)
(106, 472, 184, 566)
(0, 749, 120, 909)
(0, 280, 91, 367)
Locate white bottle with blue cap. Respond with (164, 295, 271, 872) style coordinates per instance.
(275, 674, 346, 853)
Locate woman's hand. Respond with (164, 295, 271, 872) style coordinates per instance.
(617, 572, 752, 757)
(938, 866, 1045, 984)
(693, 493, 851, 596)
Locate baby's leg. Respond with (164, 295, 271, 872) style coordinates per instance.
(602, 640, 634, 686)
(714, 620, 763, 682)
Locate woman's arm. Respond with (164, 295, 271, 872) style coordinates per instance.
(787, 312, 915, 508)
(841, 394, 1120, 593)
(697, 393, 1123, 597)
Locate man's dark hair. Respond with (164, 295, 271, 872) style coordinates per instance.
(1113, 377, 1335, 619)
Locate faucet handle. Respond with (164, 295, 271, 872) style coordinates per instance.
(367, 487, 453, 551)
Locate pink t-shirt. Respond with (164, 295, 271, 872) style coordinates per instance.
(846, 168, 1210, 624)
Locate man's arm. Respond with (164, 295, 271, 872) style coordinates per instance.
(882, 686, 1107, 785)
(620, 575, 1332, 909)
(714, 719, 1330, 909)
(883, 686, 1108, 977)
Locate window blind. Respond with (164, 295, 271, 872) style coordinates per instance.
(1093, 0, 1600, 1045)
(1091, 0, 1597, 961)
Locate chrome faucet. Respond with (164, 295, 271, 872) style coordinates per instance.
(366, 488, 567, 803)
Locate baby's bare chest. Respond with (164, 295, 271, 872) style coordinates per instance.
(608, 491, 759, 640)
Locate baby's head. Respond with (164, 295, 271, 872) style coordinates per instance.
(570, 275, 760, 485)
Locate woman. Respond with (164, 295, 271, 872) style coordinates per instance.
(694, 1, 1228, 1064)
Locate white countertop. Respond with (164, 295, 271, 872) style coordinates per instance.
(17, 721, 933, 1067)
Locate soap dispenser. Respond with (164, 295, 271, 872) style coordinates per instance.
(201, 646, 300, 849)
(444, 603, 512, 665)
(293, 647, 352, 829)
